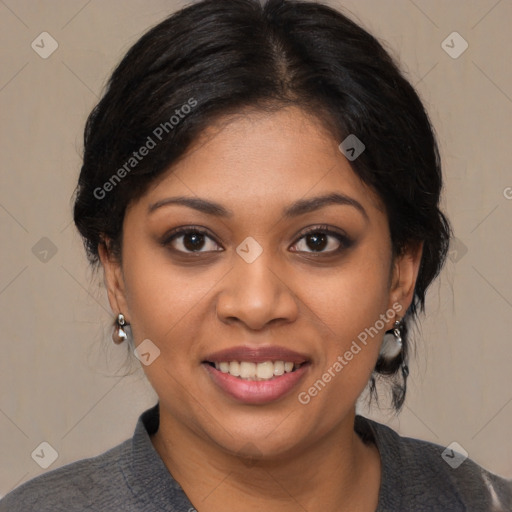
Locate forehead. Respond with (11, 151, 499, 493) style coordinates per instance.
(143, 106, 383, 215)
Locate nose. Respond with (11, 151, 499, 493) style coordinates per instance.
(215, 251, 299, 331)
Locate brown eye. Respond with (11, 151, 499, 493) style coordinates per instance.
(183, 232, 206, 251)
(164, 228, 223, 253)
(304, 232, 328, 251)
(291, 226, 352, 254)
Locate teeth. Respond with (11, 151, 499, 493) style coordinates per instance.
(229, 361, 240, 376)
(212, 360, 301, 380)
(240, 362, 256, 379)
(257, 361, 274, 379)
(274, 360, 285, 375)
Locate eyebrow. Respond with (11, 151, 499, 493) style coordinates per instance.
(282, 192, 368, 220)
(148, 192, 368, 220)
(148, 196, 232, 217)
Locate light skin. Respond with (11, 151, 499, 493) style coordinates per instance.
(99, 106, 422, 512)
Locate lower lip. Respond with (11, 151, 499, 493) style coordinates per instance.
(203, 363, 309, 404)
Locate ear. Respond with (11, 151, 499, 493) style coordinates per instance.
(387, 241, 423, 326)
(98, 240, 130, 321)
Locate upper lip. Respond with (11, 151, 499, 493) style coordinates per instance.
(203, 346, 310, 364)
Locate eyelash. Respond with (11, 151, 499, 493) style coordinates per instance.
(293, 225, 352, 255)
(161, 224, 352, 256)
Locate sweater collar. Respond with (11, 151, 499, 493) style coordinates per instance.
(355, 414, 403, 511)
(123, 402, 401, 511)
(121, 402, 193, 511)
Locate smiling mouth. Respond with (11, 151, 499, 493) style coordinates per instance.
(205, 360, 306, 381)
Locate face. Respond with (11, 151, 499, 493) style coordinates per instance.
(100, 106, 421, 460)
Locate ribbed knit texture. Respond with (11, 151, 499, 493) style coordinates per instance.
(1, 403, 511, 511)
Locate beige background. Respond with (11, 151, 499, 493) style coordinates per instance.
(1, 0, 511, 497)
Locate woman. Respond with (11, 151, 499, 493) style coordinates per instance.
(1, 0, 511, 510)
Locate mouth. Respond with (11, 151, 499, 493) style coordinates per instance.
(204, 360, 305, 381)
(202, 346, 310, 404)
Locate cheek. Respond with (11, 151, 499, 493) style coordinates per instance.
(120, 239, 210, 347)
(272, 249, 393, 437)
(311, 251, 391, 340)
(299, 245, 392, 397)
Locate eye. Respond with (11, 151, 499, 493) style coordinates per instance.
(163, 227, 223, 254)
(291, 225, 351, 254)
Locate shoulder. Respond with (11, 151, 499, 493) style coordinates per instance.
(356, 415, 512, 511)
(0, 440, 132, 512)
(396, 430, 512, 509)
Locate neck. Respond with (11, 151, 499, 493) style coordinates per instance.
(151, 407, 381, 512)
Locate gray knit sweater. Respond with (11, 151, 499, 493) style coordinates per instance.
(1, 403, 511, 511)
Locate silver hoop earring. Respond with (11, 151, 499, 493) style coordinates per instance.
(112, 313, 128, 344)
(379, 319, 403, 361)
